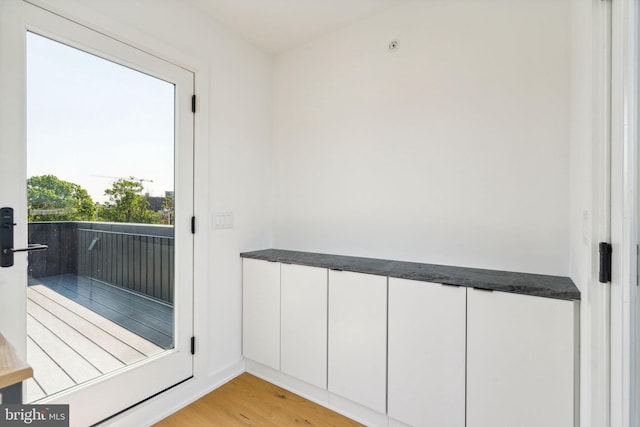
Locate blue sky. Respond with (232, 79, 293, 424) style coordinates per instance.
(27, 32, 175, 203)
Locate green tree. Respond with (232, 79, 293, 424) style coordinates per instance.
(98, 177, 161, 224)
(28, 175, 96, 221)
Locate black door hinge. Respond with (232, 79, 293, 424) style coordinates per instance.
(191, 95, 196, 113)
(190, 336, 196, 355)
(599, 242, 612, 283)
(191, 216, 196, 234)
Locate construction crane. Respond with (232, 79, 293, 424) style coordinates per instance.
(92, 175, 154, 184)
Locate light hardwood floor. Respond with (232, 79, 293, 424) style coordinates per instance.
(154, 373, 363, 426)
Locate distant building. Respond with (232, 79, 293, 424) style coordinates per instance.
(145, 193, 164, 211)
(145, 191, 174, 224)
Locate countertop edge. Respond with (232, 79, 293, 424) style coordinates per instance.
(240, 249, 580, 301)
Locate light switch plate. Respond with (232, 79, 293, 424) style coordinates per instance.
(213, 211, 234, 229)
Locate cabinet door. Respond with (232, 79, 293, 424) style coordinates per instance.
(328, 270, 387, 413)
(467, 288, 575, 427)
(242, 258, 280, 370)
(281, 263, 327, 388)
(388, 278, 466, 427)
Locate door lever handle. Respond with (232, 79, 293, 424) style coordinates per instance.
(0, 207, 48, 267)
(3, 244, 48, 254)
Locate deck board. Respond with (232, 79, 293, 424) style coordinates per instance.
(27, 299, 124, 373)
(27, 314, 102, 384)
(41, 274, 172, 323)
(30, 274, 173, 348)
(30, 285, 164, 357)
(27, 336, 75, 396)
(24, 378, 46, 403)
(25, 280, 170, 403)
(27, 288, 147, 365)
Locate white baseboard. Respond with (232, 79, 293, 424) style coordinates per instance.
(103, 357, 390, 427)
(245, 359, 388, 427)
(101, 359, 245, 426)
(388, 417, 412, 427)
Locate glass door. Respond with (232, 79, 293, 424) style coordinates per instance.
(0, 2, 194, 425)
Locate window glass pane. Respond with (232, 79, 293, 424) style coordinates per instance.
(26, 31, 176, 402)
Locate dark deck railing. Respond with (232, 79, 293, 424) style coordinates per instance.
(28, 222, 174, 304)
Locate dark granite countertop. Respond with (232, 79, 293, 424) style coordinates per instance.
(240, 249, 580, 301)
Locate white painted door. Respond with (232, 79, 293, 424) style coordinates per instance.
(0, 2, 194, 425)
(328, 270, 387, 413)
(242, 259, 280, 370)
(387, 278, 466, 427)
(466, 288, 575, 427)
(281, 263, 327, 388)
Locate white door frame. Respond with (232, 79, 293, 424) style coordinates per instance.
(14, 2, 215, 425)
(0, 1, 202, 425)
(610, 0, 639, 426)
(586, 1, 614, 426)
(585, 0, 640, 426)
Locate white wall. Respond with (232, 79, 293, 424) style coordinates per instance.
(273, 0, 571, 275)
(569, 0, 593, 292)
(30, 0, 273, 381)
(4, 0, 591, 424)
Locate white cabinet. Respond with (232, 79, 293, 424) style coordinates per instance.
(466, 288, 575, 427)
(281, 263, 327, 388)
(388, 278, 466, 427)
(328, 270, 387, 413)
(242, 253, 577, 427)
(242, 258, 280, 370)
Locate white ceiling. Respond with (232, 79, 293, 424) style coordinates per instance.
(186, 0, 409, 54)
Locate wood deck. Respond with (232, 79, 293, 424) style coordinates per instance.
(30, 274, 174, 348)
(25, 275, 173, 403)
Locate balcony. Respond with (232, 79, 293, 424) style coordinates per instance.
(25, 222, 174, 402)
